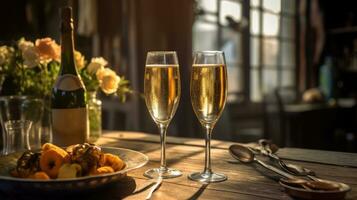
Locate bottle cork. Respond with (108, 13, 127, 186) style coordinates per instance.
(61, 7, 72, 22)
(60, 7, 73, 31)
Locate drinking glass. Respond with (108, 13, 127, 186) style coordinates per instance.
(0, 96, 44, 155)
(189, 51, 228, 182)
(144, 51, 182, 179)
(4, 120, 32, 153)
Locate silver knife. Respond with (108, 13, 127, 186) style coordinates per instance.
(145, 176, 163, 200)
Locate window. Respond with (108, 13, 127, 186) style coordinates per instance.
(193, 0, 243, 102)
(193, 0, 296, 103)
(250, 0, 296, 102)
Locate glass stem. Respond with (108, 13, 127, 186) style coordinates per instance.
(204, 125, 213, 174)
(159, 123, 168, 171)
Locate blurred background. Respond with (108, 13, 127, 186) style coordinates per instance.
(1, 0, 357, 152)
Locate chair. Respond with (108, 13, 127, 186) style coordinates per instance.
(276, 87, 301, 146)
(263, 87, 298, 146)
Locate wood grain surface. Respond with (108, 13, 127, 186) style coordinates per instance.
(96, 131, 357, 200)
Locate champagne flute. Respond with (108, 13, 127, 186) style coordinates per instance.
(189, 51, 228, 183)
(144, 51, 182, 179)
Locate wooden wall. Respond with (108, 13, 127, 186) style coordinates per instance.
(128, 0, 198, 136)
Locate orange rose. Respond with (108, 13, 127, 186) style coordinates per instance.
(35, 38, 60, 62)
(96, 68, 120, 94)
(74, 50, 85, 70)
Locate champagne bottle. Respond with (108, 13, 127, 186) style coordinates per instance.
(51, 7, 89, 146)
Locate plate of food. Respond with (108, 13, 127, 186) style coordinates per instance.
(0, 143, 148, 191)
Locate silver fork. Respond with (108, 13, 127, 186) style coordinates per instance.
(258, 139, 316, 179)
(145, 176, 163, 200)
(132, 180, 156, 194)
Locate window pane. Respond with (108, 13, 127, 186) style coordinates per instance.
(250, 37, 260, 66)
(263, 0, 281, 13)
(200, 14, 218, 23)
(263, 12, 280, 36)
(282, 0, 295, 14)
(221, 29, 242, 65)
(250, 9, 260, 35)
(282, 70, 295, 87)
(227, 66, 243, 102)
(193, 21, 217, 31)
(251, 0, 260, 7)
(281, 41, 295, 67)
(263, 38, 279, 66)
(222, 28, 242, 102)
(193, 22, 218, 50)
(200, 0, 217, 13)
(250, 69, 262, 102)
(282, 17, 295, 39)
(220, 1, 242, 26)
(263, 69, 278, 94)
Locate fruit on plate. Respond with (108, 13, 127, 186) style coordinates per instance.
(58, 163, 82, 179)
(69, 143, 102, 175)
(95, 166, 114, 175)
(40, 148, 70, 178)
(99, 153, 125, 171)
(11, 143, 125, 180)
(42, 143, 66, 153)
(28, 171, 50, 180)
(15, 151, 41, 178)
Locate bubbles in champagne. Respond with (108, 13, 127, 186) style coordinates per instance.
(190, 64, 227, 126)
(144, 65, 181, 125)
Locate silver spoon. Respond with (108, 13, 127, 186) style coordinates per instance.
(229, 144, 296, 179)
(229, 144, 341, 191)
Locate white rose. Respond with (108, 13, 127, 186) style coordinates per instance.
(18, 38, 34, 51)
(96, 68, 120, 94)
(87, 57, 108, 75)
(0, 46, 9, 65)
(18, 38, 41, 68)
(0, 46, 13, 65)
(22, 46, 41, 68)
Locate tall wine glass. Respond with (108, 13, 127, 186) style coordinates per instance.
(189, 51, 228, 183)
(144, 51, 182, 179)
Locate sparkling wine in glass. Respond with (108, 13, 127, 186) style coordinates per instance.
(189, 51, 227, 183)
(144, 51, 182, 179)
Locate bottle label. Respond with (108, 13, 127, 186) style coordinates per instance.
(54, 74, 84, 91)
(52, 107, 89, 146)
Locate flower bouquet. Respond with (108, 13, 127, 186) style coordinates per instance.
(0, 37, 130, 141)
(0, 37, 130, 98)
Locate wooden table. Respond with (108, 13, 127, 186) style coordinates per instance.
(1, 131, 356, 200)
(94, 131, 357, 200)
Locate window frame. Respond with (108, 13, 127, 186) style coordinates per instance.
(249, 0, 297, 102)
(193, 0, 299, 103)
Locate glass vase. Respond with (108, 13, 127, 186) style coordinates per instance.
(0, 96, 46, 154)
(42, 96, 52, 145)
(88, 91, 102, 143)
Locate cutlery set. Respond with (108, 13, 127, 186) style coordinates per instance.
(134, 139, 351, 199)
(228, 139, 350, 199)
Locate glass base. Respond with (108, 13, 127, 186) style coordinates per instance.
(144, 167, 182, 179)
(188, 171, 227, 183)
